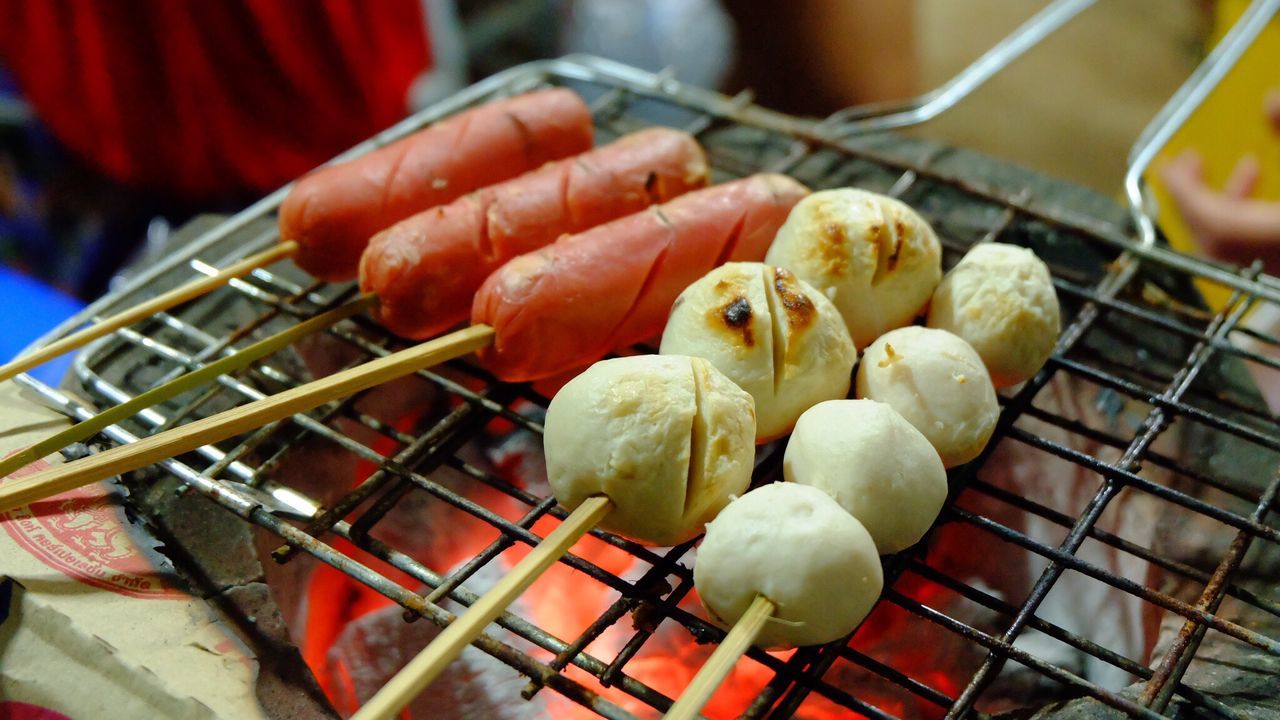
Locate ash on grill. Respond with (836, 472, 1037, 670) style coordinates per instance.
(39, 56, 1280, 720)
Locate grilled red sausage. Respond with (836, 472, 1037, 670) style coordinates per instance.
(473, 174, 811, 382)
(359, 128, 709, 339)
(279, 88, 593, 281)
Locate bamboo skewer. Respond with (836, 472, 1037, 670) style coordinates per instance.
(351, 495, 614, 720)
(0, 241, 300, 384)
(0, 324, 494, 511)
(663, 595, 777, 720)
(0, 294, 375, 480)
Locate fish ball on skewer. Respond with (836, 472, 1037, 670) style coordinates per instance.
(660, 262, 856, 443)
(544, 354, 756, 547)
(694, 483, 883, 649)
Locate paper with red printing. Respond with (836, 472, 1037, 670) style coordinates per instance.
(2, 455, 181, 599)
(0, 382, 273, 719)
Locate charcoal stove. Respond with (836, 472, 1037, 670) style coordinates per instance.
(9, 1, 1280, 718)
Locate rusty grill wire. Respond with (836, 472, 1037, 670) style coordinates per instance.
(32, 56, 1279, 719)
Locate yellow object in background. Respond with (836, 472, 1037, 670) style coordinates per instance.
(1146, 0, 1280, 311)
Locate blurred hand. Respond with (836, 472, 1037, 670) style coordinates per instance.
(1159, 88, 1280, 275)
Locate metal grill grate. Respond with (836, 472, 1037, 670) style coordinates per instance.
(19, 55, 1280, 719)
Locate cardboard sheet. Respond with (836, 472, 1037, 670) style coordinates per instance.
(0, 382, 270, 718)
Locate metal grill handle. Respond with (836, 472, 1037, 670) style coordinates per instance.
(1124, 0, 1280, 248)
(819, 0, 1097, 138)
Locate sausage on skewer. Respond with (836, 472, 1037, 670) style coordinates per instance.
(360, 127, 709, 339)
(474, 173, 811, 382)
(280, 88, 594, 280)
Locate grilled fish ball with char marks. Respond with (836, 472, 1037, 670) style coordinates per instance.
(784, 399, 947, 553)
(766, 188, 942, 349)
(695, 483, 883, 649)
(543, 355, 756, 547)
(927, 242, 1061, 388)
(660, 262, 856, 443)
(856, 326, 998, 468)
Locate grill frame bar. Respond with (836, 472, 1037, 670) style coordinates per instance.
(8, 53, 1277, 719)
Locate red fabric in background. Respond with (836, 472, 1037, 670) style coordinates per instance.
(0, 0, 432, 200)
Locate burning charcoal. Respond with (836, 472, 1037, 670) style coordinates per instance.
(323, 601, 547, 720)
(483, 402, 550, 495)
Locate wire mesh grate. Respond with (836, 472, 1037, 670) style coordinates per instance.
(31, 56, 1279, 719)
